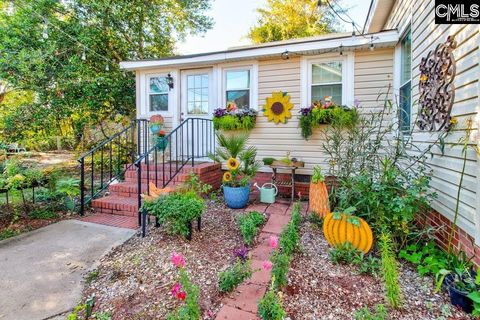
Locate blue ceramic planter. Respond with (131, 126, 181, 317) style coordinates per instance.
(223, 185, 250, 209)
(150, 123, 162, 134)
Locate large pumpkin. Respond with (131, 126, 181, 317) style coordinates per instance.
(308, 166, 330, 217)
(323, 211, 373, 253)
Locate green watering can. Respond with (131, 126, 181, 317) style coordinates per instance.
(254, 182, 278, 204)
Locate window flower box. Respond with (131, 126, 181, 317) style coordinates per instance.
(213, 103, 257, 131)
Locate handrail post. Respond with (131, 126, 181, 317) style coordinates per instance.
(79, 157, 85, 216)
(137, 120, 141, 157)
(191, 119, 194, 167)
(136, 162, 142, 226)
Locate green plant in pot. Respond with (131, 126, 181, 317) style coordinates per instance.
(209, 133, 260, 209)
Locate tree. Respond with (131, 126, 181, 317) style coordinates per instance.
(247, 0, 339, 44)
(0, 0, 213, 149)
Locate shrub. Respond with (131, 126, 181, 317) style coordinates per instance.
(278, 218, 300, 256)
(27, 207, 59, 220)
(329, 242, 363, 265)
(218, 259, 252, 293)
(55, 178, 80, 211)
(257, 286, 286, 320)
(354, 304, 388, 320)
(237, 211, 265, 246)
(180, 172, 211, 196)
(142, 191, 205, 238)
(271, 252, 290, 289)
(380, 233, 401, 308)
(356, 254, 381, 277)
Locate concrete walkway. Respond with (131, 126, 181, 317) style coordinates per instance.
(0, 220, 135, 320)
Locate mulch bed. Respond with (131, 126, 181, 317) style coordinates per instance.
(283, 218, 473, 320)
(83, 200, 245, 319)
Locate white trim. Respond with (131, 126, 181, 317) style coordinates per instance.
(301, 52, 354, 106)
(120, 30, 399, 70)
(143, 72, 176, 117)
(180, 68, 214, 120)
(476, 46, 480, 246)
(218, 61, 258, 110)
(394, 24, 412, 133)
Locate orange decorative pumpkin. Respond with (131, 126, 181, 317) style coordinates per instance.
(141, 182, 174, 202)
(308, 166, 330, 217)
(322, 209, 373, 253)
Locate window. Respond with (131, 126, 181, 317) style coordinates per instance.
(399, 29, 412, 132)
(149, 76, 169, 112)
(225, 69, 250, 108)
(187, 74, 209, 115)
(311, 61, 342, 104)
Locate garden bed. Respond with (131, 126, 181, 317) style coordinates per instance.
(282, 218, 473, 320)
(82, 199, 246, 319)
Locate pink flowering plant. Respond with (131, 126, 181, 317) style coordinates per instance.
(167, 251, 201, 320)
(299, 97, 358, 139)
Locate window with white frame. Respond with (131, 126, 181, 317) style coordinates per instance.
(148, 76, 169, 112)
(225, 69, 250, 108)
(187, 73, 209, 115)
(399, 28, 412, 132)
(311, 61, 343, 104)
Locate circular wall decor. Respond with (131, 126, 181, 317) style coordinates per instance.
(263, 91, 294, 124)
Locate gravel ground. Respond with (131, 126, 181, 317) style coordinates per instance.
(83, 200, 245, 319)
(283, 219, 473, 320)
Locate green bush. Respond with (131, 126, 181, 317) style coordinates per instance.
(142, 191, 205, 238)
(27, 207, 59, 220)
(271, 252, 291, 289)
(213, 114, 256, 131)
(257, 288, 286, 320)
(237, 211, 266, 246)
(354, 304, 388, 320)
(329, 242, 363, 265)
(218, 259, 252, 293)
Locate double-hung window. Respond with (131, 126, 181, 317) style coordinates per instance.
(148, 76, 169, 112)
(225, 69, 250, 108)
(399, 29, 412, 132)
(311, 61, 343, 104)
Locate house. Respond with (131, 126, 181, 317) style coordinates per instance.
(80, 0, 479, 261)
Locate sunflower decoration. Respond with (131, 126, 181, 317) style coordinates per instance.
(227, 157, 240, 170)
(264, 91, 294, 124)
(223, 171, 232, 182)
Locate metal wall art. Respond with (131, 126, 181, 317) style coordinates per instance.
(417, 35, 457, 131)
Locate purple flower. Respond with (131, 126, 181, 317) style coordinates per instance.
(213, 108, 227, 118)
(353, 99, 360, 108)
(233, 246, 249, 262)
(299, 106, 313, 116)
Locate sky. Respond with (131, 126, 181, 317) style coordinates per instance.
(176, 0, 372, 55)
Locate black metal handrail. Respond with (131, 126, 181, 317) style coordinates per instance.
(78, 119, 149, 215)
(134, 117, 215, 227)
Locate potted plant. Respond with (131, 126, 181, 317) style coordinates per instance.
(209, 133, 260, 209)
(149, 115, 165, 134)
(437, 264, 478, 314)
(156, 130, 168, 151)
(212, 102, 257, 132)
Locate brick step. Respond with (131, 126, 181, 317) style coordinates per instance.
(109, 181, 180, 198)
(124, 172, 188, 184)
(124, 162, 191, 172)
(91, 195, 138, 214)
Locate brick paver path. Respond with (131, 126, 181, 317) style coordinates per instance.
(215, 200, 305, 320)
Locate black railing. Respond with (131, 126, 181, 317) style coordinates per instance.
(78, 119, 149, 215)
(134, 118, 215, 227)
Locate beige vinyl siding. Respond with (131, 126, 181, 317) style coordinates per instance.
(249, 50, 394, 175)
(386, 0, 480, 238)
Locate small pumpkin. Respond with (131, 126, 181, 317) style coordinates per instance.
(308, 166, 330, 217)
(323, 207, 373, 253)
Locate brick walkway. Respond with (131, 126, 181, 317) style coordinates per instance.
(215, 200, 307, 320)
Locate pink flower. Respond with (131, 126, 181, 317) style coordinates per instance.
(262, 260, 273, 271)
(171, 251, 185, 268)
(171, 282, 181, 297)
(269, 236, 279, 249)
(176, 291, 186, 301)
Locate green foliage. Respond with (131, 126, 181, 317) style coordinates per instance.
(308, 212, 323, 229)
(262, 157, 276, 165)
(142, 191, 205, 238)
(0, 228, 19, 240)
(27, 207, 58, 220)
(93, 312, 112, 320)
(237, 211, 266, 246)
(218, 259, 252, 293)
(257, 286, 286, 320)
(379, 233, 401, 308)
(0, 0, 213, 148)
(181, 172, 212, 196)
(399, 241, 454, 276)
(329, 242, 362, 265)
(271, 251, 291, 289)
(55, 178, 80, 211)
(167, 267, 201, 320)
(213, 114, 256, 131)
(356, 254, 381, 277)
(278, 214, 301, 256)
(248, 0, 337, 44)
(468, 290, 480, 317)
(354, 304, 388, 320)
(300, 105, 358, 139)
(85, 270, 99, 284)
(311, 165, 325, 183)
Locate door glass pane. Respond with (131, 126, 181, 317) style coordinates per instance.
(150, 94, 168, 111)
(311, 84, 342, 104)
(150, 77, 169, 93)
(401, 29, 412, 84)
(226, 70, 250, 89)
(399, 81, 411, 132)
(226, 90, 250, 108)
(186, 74, 208, 115)
(312, 62, 342, 84)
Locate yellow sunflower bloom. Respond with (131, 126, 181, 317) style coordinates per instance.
(226, 157, 240, 170)
(264, 91, 294, 124)
(223, 171, 232, 182)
